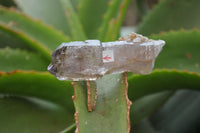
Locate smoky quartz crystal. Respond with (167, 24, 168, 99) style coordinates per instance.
(48, 32, 165, 81)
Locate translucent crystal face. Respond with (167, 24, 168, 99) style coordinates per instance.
(48, 33, 165, 81)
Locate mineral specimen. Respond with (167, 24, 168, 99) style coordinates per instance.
(48, 32, 165, 81)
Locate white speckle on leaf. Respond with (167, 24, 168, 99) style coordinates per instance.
(116, 99, 119, 102)
(25, 56, 30, 60)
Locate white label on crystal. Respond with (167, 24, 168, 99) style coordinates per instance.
(102, 50, 114, 63)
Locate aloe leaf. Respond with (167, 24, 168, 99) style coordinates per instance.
(0, 7, 70, 51)
(133, 119, 157, 133)
(0, 48, 49, 72)
(103, 19, 117, 41)
(0, 71, 74, 112)
(70, 0, 80, 9)
(128, 70, 200, 100)
(1, 30, 200, 132)
(128, 70, 200, 128)
(129, 30, 200, 123)
(98, 0, 123, 41)
(135, 0, 148, 16)
(1, 70, 200, 131)
(60, 123, 76, 133)
(0, 97, 74, 133)
(71, 70, 200, 132)
(137, 0, 200, 35)
(129, 28, 200, 126)
(73, 73, 132, 133)
(0, 0, 17, 7)
(0, 24, 51, 61)
(86, 81, 97, 111)
(131, 91, 174, 124)
(152, 30, 200, 72)
(78, 0, 109, 39)
(129, 29, 200, 125)
(150, 90, 200, 133)
(98, 0, 131, 41)
(60, 0, 86, 41)
(13, 0, 71, 35)
(135, 1, 200, 128)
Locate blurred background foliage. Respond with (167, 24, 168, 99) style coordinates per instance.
(0, 0, 200, 132)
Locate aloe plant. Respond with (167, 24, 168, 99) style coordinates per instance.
(0, 0, 200, 133)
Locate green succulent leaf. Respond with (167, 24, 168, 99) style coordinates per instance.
(0, 97, 74, 133)
(137, 0, 200, 35)
(0, 24, 51, 61)
(0, 0, 200, 130)
(0, 48, 49, 72)
(1, 69, 200, 132)
(128, 70, 200, 128)
(98, 0, 131, 41)
(13, 0, 71, 35)
(1, 29, 200, 132)
(70, 0, 80, 9)
(103, 19, 117, 41)
(73, 73, 131, 133)
(60, 123, 76, 133)
(0, 6, 70, 51)
(131, 91, 174, 124)
(0, 0, 17, 7)
(60, 0, 86, 41)
(135, 1, 200, 129)
(78, 0, 110, 39)
(134, 10, 200, 128)
(152, 30, 200, 73)
(135, 0, 148, 16)
(128, 70, 200, 101)
(0, 71, 74, 111)
(129, 29, 200, 125)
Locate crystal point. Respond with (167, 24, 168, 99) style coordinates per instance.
(48, 32, 165, 81)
